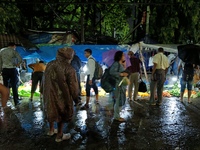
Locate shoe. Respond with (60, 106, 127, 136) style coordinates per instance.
(188, 101, 192, 104)
(127, 98, 133, 101)
(114, 117, 126, 122)
(47, 129, 58, 136)
(15, 101, 21, 106)
(80, 104, 89, 110)
(55, 133, 71, 142)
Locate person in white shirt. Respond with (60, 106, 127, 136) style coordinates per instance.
(149, 47, 169, 106)
(81, 49, 98, 109)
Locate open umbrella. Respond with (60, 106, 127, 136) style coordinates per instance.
(102, 49, 131, 67)
(177, 44, 200, 65)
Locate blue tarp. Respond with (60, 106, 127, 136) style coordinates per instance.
(16, 45, 128, 63)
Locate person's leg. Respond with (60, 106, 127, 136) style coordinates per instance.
(180, 78, 186, 102)
(133, 73, 139, 101)
(149, 80, 157, 104)
(0, 83, 9, 107)
(156, 72, 165, 104)
(85, 75, 91, 106)
(10, 69, 20, 105)
(55, 121, 71, 142)
(113, 88, 120, 120)
(187, 81, 193, 103)
(128, 73, 134, 100)
(92, 78, 99, 102)
(30, 73, 39, 100)
(2, 68, 10, 88)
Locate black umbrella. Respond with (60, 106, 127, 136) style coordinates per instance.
(177, 44, 200, 65)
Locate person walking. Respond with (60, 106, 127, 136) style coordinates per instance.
(110, 51, 129, 122)
(0, 42, 22, 106)
(178, 61, 194, 103)
(71, 53, 82, 105)
(81, 49, 99, 109)
(42, 47, 79, 142)
(127, 51, 141, 101)
(28, 60, 46, 101)
(149, 47, 169, 106)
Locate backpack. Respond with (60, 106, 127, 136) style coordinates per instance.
(90, 58, 103, 80)
(183, 63, 194, 81)
(101, 63, 120, 93)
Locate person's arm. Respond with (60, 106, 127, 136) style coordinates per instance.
(110, 62, 128, 78)
(28, 63, 35, 70)
(88, 58, 95, 80)
(14, 51, 23, 67)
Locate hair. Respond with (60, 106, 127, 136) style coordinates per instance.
(114, 51, 123, 62)
(158, 47, 164, 52)
(128, 51, 134, 56)
(39, 61, 44, 63)
(8, 42, 16, 46)
(84, 48, 92, 55)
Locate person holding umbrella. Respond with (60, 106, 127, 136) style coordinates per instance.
(178, 61, 194, 103)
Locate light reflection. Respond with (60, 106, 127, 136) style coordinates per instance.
(76, 111, 87, 128)
(33, 110, 43, 123)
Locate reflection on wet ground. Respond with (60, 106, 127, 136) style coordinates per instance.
(0, 96, 200, 150)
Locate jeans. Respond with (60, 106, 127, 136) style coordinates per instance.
(2, 68, 20, 105)
(180, 78, 193, 92)
(86, 75, 98, 97)
(149, 69, 166, 104)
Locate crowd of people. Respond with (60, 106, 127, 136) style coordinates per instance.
(0, 42, 199, 142)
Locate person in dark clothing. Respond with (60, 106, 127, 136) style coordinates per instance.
(28, 60, 46, 101)
(71, 54, 82, 104)
(0, 42, 22, 106)
(127, 51, 141, 101)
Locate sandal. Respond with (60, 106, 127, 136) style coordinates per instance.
(47, 129, 58, 136)
(55, 133, 71, 142)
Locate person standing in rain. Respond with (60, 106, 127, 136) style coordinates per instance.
(149, 47, 169, 106)
(127, 51, 141, 101)
(110, 51, 129, 122)
(71, 53, 82, 105)
(42, 47, 79, 142)
(81, 49, 99, 109)
(0, 42, 22, 106)
(28, 60, 46, 101)
(178, 61, 194, 103)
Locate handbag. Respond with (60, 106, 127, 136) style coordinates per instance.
(138, 79, 147, 92)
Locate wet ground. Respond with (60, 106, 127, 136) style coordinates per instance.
(0, 95, 200, 150)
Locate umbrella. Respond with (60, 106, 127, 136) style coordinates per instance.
(177, 44, 200, 65)
(102, 49, 131, 67)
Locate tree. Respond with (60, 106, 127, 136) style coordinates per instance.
(149, 0, 200, 44)
(0, 2, 21, 34)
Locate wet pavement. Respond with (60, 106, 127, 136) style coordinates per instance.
(0, 96, 200, 150)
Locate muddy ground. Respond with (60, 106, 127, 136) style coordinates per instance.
(0, 96, 200, 150)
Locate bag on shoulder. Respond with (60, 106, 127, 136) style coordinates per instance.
(90, 58, 103, 80)
(183, 63, 194, 81)
(101, 68, 116, 93)
(94, 61, 103, 80)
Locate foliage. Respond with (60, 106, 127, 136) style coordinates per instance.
(149, 0, 200, 44)
(0, 0, 200, 44)
(0, 2, 21, 33)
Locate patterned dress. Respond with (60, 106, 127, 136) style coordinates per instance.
(43, 47, 79, 123)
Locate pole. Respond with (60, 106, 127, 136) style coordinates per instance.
(139, 42, 149, 82)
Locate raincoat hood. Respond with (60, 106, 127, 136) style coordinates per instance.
(56, 47, 74, 62)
